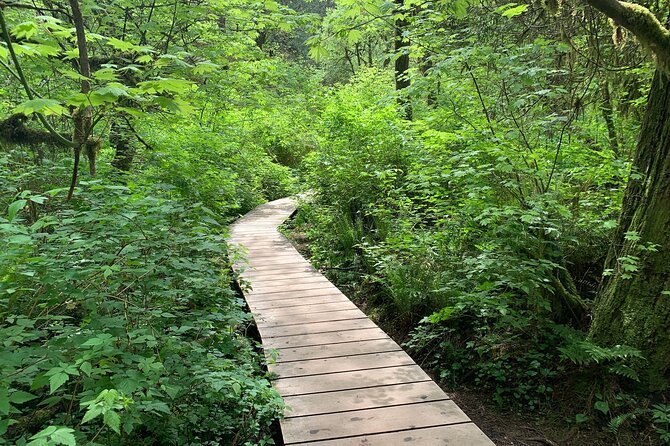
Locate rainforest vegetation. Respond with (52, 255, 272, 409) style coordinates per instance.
(0, 0, 669, 442)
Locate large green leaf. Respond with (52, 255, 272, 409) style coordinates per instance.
(106, 37, 136, 52)
(498, 3, 528, 18)
(15, 99, 67, 116)
(49, 372, 69, 394)
(104, 410, 121, 433)
(11, 22, 39, 40)
(0, 388, 9, 415)
(7, 200, 27, 222)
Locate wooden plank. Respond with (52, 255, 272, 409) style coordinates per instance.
(259, 318, 377, 338)
(273, 365, 432, 396)
(229, 234, 284, 241)
(246, 288, 343, 303)
(250, 275, 329, 286)
(281, 400, 470, 443)
(246, 253, 303, 261)
(238, 263, 317, 273)
(248, 271, 330, 284)
(269, 351, 415, 378)
(249, 280, 335, 294)
(242, 271, 323, 281)
(263, 327, 389, 349)
(246, 255, 306, 264)
(244, 254, 300, 261)
(271, 338, 400, 363)
(240, 239, 294, 246)
(255, 301, 359, 317)
(243, 248, 297, 255)
(230, 236, 285, 242)
(256, 308, 367, 328)
(301, 424, 495, 446)
(250, 294, 352, 311)
(235, 262, 313, 273)
(240, 266, 320, 278)
(240, 257, 309, 267)
(238, 265, 312, 275)
(229, 231, 280, 236)
(283, 381, 448, 418)
(245, 250, 302, 258)
(236, 239, 294, 246)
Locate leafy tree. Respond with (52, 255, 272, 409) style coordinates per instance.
(556, 0, 670, 391)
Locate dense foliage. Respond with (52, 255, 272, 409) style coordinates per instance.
(0, 0, 319, 442)
(0, 170, 283, 445)
(289, 0, 670, 442)
(2, 0, 670, 442)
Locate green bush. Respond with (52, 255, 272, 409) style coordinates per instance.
(296, 47, 639, 415)
(143, 120, 297, 219)
(0, 175, 283, 445)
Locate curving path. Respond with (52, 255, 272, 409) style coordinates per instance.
(229, 197, 495, 446)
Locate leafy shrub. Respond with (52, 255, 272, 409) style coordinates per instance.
(0, 177, 283, 445)
(406, 304, 562, 409)
(143, 120, 297, 219)
(295, 49, 639, 416)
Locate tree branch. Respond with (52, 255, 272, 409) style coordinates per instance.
(584, 0, 670, 70)
(122, 114, 153, 151)
(0, 8, 74, 147)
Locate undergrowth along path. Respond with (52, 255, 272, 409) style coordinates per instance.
(229, 197, 495, 445)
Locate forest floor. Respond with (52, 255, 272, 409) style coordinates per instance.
(283, 221, 661, 446)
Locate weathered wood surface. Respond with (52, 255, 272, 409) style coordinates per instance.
(229, 197, 495, 446)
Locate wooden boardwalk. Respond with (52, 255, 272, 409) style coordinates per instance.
(229, 198, 495, 446)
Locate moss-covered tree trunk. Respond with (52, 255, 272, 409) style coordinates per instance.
(394, 0, 411, 119)
(110, 119, 135, 171)
(600, 79, 619, 156)
(589, 70, 670, 391)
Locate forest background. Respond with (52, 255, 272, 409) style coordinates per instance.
(1, 0, 669, 443)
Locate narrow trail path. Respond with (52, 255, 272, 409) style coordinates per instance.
(229, 197, 495, 446)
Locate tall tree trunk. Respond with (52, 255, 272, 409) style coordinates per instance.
(394, 0, 411, 119)
(589, 70, 670, 391)
(344, 47, 356, 75)
(67, 0, 92, 200)
(600, 79, 619, 156)
(420, 56, 435, 106)
(355, 42, 362, 67)
(110, 118, 136, 171)
(367, 38, 373, 66)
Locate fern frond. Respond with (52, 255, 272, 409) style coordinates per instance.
(608, 364, 640, 381)
(608, 412, 636, 433)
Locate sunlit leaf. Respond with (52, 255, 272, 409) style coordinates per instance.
(192, 61, 220, 75)
(106, 37, 135, 52)
(11, 22, 39, 40)
(136, 54, 153, 64)
(15, 99, 67, 116)
(49, 372, 69, 394)
(498, 3, 528, 18)
(138, 78, 195, 94)
(93, 68, 119, 81)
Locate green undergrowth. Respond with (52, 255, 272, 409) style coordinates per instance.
(290, 67, 668, 443)
(0, 155, 284, 446)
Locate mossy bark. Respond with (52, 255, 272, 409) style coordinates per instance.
(110, 119, 135, 171)
(548, 267, 588, 325)
(589, 70, 670, 391)
(585, 0, 670, 71)
(600, 80, 619, 156)
(394, 0, 411, 119)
